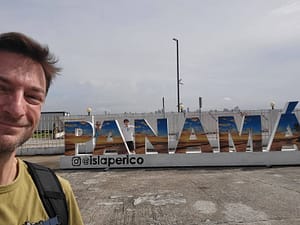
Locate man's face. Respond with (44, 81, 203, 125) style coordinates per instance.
(0, 51, 46, 153)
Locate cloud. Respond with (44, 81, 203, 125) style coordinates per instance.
(223, 97, 232, 102)
(2, 0, 300, 114)
(271, 1, 300, 15)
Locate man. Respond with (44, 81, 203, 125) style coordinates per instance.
(95, 121, 101, 137)
(0, 32, 84, 225)
(122, 119, 135, 152)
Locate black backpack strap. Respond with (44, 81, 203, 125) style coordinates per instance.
(25, 161, 69, 225)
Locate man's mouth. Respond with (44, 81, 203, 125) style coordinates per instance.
(0, 120, 29, 128)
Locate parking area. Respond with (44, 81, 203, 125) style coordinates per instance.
(21, 155, 300, 225)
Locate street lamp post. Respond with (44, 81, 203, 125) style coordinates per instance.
(86, 107, 92, 116)
(162, 96, 165, 118)
(173, 38, 180, 112)
(199, 96, 202, 118)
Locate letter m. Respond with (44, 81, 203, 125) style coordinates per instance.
(218, 115, 262, 152)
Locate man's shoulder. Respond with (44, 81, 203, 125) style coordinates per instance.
(57, 174, 72, 193)
(20, 159, 71, 192)
(22, 159, 70, 225)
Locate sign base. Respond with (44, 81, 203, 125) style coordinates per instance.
(60, 151, 300, 169)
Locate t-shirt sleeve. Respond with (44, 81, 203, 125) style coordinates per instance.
(58, 176, 85, 225)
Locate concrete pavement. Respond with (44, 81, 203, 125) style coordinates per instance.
(21, 155, 300, 225)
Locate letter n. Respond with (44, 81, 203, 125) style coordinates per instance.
(134, 118, 169, 154)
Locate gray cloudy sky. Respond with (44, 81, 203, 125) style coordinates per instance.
(1, 0, 300, 114)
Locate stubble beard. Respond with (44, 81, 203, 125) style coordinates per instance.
(0, 111, 36, 154)
(0, 130, 33, 154)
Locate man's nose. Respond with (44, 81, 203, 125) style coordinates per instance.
(3, 91, 26, 118)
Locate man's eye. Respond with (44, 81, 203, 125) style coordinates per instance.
(0, 85, 9, 93)
(26, 95, 44, 104)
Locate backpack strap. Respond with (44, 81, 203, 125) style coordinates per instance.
(25, 161, 69, 225)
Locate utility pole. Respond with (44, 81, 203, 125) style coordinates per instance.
(162, 96, 166, 118)
(199, 97, 202, 118)
(173, 38, 180, 112)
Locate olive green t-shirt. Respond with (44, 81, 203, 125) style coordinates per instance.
(0, 159, 84, 225)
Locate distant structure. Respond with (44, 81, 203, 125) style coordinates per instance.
(37, 111, 70, 138)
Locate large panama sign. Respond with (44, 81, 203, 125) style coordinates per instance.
(60, 101, 300, 169)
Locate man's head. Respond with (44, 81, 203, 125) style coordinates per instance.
(0, 32, 60, 153)
(123, 119, 130, 127)
(0, 32, 60, 94)
(95, 121, 101, 128)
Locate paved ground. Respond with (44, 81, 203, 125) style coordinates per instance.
(20, 155, 300, 225)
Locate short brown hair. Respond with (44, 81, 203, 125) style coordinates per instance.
(0, 32, 61, 94)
